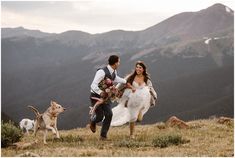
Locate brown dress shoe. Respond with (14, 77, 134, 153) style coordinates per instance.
(89, 123, 96, 133)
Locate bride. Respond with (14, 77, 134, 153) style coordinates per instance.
(111, 61, 157, 138)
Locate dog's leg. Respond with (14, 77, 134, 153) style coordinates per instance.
(33, 121, 39, 136)
(54, 119, 60, 138)
(43, 129, 48, 144)
(55, 127, 60, 138)
(26, 129, 29, 135)
(46, 125, 57, 135)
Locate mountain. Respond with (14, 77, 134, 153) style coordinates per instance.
(141, 3, 234, 43)
(1, 26, 54, 38)
(1, 3, 234, 129)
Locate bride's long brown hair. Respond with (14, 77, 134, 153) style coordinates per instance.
(126, 61, 150, 84)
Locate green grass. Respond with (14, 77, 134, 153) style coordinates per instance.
(152, 134, 189, 148)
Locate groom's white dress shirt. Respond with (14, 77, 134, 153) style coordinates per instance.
(91, 65, 126, 95)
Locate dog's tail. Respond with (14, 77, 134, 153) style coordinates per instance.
(28, 105, 40, 117)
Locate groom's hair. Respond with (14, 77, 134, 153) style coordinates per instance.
(108, 55, 119, 65)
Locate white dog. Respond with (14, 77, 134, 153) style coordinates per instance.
(19, 118, 35, 135)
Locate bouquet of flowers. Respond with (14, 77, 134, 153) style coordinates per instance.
(90, 78, 119, 117)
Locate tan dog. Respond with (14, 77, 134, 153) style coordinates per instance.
(28, 101, 66, 144)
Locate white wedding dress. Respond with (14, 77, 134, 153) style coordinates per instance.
(111, 81, 151, 126)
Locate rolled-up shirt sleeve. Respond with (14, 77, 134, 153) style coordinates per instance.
(114, 74, 127, 84)
(115, 75, 129, 89)
(90, 69, 105, 95)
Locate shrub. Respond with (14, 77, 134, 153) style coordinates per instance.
(1, 121, 23, 148)
(152, 134, 189, 148)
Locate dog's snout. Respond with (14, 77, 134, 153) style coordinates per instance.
(63, 108, 66, 111)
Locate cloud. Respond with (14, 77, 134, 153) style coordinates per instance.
(2, 7, 78, 33)
(1, 0, 234, 34)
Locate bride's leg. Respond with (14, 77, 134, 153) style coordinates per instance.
(129, 122, 135, 139)
(137, 111, 143, 122)
(119, 89, 131, 106)
(137, 107, 145, 122)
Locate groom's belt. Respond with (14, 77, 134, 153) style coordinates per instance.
(90, 90, 102, 99)
(90, 89, 100, 96)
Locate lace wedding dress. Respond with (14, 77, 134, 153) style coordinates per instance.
(111, 81, 151, 126)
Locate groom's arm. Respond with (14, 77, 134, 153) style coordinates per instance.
(115, 74, 130, 89)
(113, 70, 127, 84)
(114, 75, 126, 84)
(90, 69, 105, 95)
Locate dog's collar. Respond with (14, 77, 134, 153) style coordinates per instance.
(47, 113, 57, 119)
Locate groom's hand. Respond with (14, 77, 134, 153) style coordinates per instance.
(126, 83, 132, 88)
(100, 91, 108, 98)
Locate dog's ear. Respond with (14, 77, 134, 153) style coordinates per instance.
(51, 100, 56, 106)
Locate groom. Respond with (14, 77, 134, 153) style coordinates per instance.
(90, 55, 126, 140)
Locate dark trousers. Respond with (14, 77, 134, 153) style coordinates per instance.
(90, 93, 113, 138)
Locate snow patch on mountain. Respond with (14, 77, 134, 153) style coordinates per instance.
(204, 36, 230, 45)
(205, 38, 212, 44)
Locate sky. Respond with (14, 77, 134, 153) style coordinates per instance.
(1, 0, 234, 34)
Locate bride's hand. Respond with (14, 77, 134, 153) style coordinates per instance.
(126, 83, 132, 88)
(131, 88, 136, 93)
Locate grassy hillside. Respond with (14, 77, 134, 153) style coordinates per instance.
(1, 118, 233, 157)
